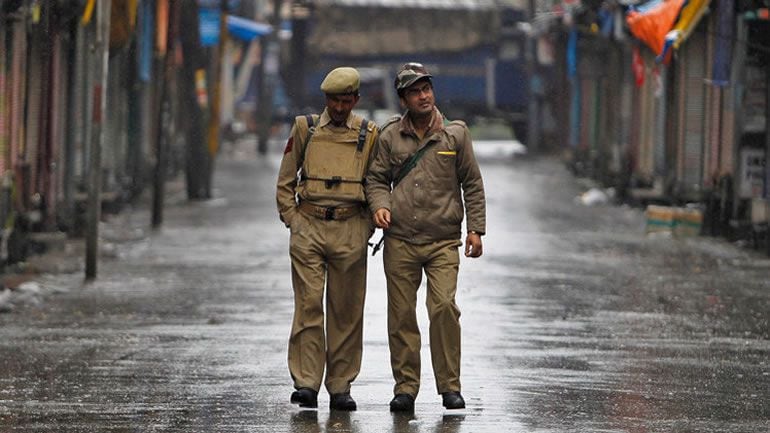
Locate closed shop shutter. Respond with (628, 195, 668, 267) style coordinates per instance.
(9, 20, 25, 180)
(0, 20, 6, 176)
(678, 27, 708, 192)
(635, 48, 659, 181)
(25, 38, 43, 208)
(576, 38, 606, 176)
(48, 33, 67, 220)
(579, 77, 594, 152)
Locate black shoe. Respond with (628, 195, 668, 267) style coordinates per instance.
(290, 387, 318, 408)
(329, 392, 357, 411)
(441, 392, 465, 409)
(389, 393, 415, 412)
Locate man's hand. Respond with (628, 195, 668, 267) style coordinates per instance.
(373, 208, 391, 229)
(464, 232, 483, 258)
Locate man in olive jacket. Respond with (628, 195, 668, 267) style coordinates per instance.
(365, 62, 486, 412)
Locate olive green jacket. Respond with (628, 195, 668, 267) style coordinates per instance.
(365, 107, 486, 244)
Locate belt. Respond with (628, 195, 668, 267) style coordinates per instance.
(298, 201, 362, 221)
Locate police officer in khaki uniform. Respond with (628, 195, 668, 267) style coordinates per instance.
(276, 67, 378, 411)
(365, 63, 486, 412)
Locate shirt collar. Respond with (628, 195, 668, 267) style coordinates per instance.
(320, 109, 355, 129)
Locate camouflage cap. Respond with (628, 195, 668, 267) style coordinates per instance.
(320, 67, 360, 94)
(394, 62, 432, 91)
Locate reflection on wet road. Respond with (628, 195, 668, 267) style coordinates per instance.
(1, 149, 768, 432)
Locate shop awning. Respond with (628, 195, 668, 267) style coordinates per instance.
(226, 15, 272, 42)
(659, 0, 711, 61)
(626, 0, 686, 60)
(626, 0, 711, 63)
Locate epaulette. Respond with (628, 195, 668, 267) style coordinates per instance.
(378, 115, 401, 132)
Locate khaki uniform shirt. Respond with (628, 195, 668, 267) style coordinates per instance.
(277, 109, 379, 227)
(365, 107, 486, 244)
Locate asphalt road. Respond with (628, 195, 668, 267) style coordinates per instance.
(1, 142, 768, 432)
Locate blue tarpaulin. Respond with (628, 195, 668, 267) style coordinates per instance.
(227, 15, 272, 41)
(712, 0, 733, 86)
(139, 1, 153, 82)
(567, 29, 578, 79)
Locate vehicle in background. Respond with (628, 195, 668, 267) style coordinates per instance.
(284, 1, 530, 142)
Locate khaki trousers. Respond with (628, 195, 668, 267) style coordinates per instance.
(287, 210, 370, 394)
(383, 237, 462, 397)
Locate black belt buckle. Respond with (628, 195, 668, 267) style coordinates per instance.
(325, 176, 342, 189)
(324, 207, 336, 220)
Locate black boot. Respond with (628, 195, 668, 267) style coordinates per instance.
(441, 392, 465, 409)
(290, 388, 318, 408)
(329, 392, 357, 411)
(389, 394, 415, 412)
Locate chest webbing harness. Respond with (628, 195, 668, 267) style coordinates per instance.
(300, 114, 371, 189)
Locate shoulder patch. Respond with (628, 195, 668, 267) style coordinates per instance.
(283, 136, 294, 154)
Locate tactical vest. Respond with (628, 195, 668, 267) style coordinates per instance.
(297, 115, 375, 203)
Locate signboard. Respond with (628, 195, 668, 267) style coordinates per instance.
(199, 8, 221, 47)
(739, 147, 766, 199)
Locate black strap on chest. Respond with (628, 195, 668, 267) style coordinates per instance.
(392, 142, 435, 188)
(392, 117, 455, 188)
(299, 114, 318, 164)
(357, 119, 369, 151)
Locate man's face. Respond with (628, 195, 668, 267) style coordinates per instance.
(325, 93, 359, 125)
(400, 80, 434, 116)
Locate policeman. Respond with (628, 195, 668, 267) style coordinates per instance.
(276, 67, 378, 411)
(365, 62, 486, 412)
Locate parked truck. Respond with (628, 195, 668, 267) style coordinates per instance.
(284, 0, 530, 142)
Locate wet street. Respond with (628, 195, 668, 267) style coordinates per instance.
(1, 143, 769, 432)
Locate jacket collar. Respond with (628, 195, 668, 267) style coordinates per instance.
(399, 106, 444, 137)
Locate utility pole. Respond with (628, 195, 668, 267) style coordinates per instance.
(180, 1, 210, 199)
(256, 0, 282, 155)
(526, 0, 541, 153)
(765, 56, 770, 256)
(85, 0, 112, 280)
(152, 0, 178, 228)
(289, 1, 309, 110)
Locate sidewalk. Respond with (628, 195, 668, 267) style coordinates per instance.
(0, 175, 188, 313)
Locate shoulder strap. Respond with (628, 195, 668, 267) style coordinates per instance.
(357, 118, 369, 152)
(304, 114, 317, 145)
(300, 114, 318, 163)
(392, 142, 436, 188)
